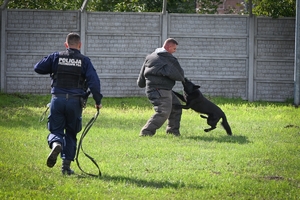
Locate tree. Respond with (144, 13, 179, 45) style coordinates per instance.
(248, 0, 296, 18)
(0, 0, 196, 13)
(87, 0, 122, 12)
(0, 0, 84, 10)
(1, 0, 296, 17)
(166, 0, 195, 13)
(196, 0, 223, 14)
(96, 0, 195, 13)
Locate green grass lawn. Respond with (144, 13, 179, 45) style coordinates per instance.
(0, 93, 299, 199)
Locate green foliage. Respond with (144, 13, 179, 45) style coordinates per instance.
(166, 0, 195, 13)
(0, 0, 297, 16)
(1, 0, 84, 10)
(197, 0, 223, 14)
(113, 0, 146, 12)
(110, 0, 197, 13)
(86, 0, 122, 12)
(0, 0, 195, 13)
(0, 93, 299, 199)
(248, 0, 296, 18)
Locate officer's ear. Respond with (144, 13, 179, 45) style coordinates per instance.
(64, 42, 69, 49)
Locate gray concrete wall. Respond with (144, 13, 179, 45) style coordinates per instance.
(254, 17, 295, 101)
(0, 9, 295, 102)
(169, 15, 249, 99)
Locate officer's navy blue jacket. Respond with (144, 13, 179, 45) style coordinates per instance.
(34, 48, 102, 105)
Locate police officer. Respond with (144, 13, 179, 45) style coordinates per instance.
(34, 33, 103, 175)
(137, 38, 185, 136)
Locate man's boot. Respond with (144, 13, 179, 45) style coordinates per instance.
(46, 142, 62, 168)
(62, 160, 74, 175)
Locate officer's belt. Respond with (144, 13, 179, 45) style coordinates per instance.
(52, 94, 82, 99)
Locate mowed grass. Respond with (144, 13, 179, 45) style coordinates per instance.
(0, 93, 299, 199)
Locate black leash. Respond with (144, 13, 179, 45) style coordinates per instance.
(39, 103, 50, 122)
(39, 95, 101, 177)
(75, 108, 102, 177)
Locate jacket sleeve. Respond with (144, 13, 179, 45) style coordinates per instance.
(159, 57, 185, 82)
(84, 58, 103, 105)
(137, 60, 147, 88)
(34, 52, 58, 74)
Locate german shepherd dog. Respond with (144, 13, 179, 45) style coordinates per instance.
(173, 78, 232, 135)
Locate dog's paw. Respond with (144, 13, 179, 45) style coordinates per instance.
(204, 127, 216, 132)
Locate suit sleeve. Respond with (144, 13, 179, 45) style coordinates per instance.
(137, 60, 147, 88)
(160, 58, 185, 81)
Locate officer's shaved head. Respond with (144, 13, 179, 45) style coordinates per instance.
(66, 33, 81, 46)
(65, 33, 81, 49)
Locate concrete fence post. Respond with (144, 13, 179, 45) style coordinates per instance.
(294, 0, 300, 106)
(0, 9, 6, 92)
(161, 12, 168, 46)
(248, 15, 255, 102)
(80, 10, 87, 55)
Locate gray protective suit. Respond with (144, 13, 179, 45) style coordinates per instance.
(137, 48, 185, 136)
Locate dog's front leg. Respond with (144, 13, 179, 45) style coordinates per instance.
(173, 104, 190, 109)
(181, 104, 190, 109)
(172, 91, 187, 103)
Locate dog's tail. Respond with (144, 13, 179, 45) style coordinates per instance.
(221, 115, 232, 136)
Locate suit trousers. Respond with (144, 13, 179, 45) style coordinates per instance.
(140, 89, 182, 136)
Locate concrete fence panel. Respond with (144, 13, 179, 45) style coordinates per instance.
(0, 10, 295, 102)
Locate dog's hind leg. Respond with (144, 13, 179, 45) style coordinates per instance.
(200, 115, 207, 119)
(204, 126, 216, 132)
(204, 116, 219, 132)
(221, 116, 232, 136)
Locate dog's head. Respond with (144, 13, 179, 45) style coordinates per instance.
(182, 78, 200, 94)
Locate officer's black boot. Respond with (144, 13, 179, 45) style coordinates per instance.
(46, 142, 62, 168)
(62, 160, 74, 175)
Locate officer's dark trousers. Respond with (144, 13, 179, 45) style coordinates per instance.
(47, 95, 82, 161)
(140, 89, 182, 135)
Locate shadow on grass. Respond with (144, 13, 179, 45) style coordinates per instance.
(77, 174, 204, 189)
(186, 135, 250, 144)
